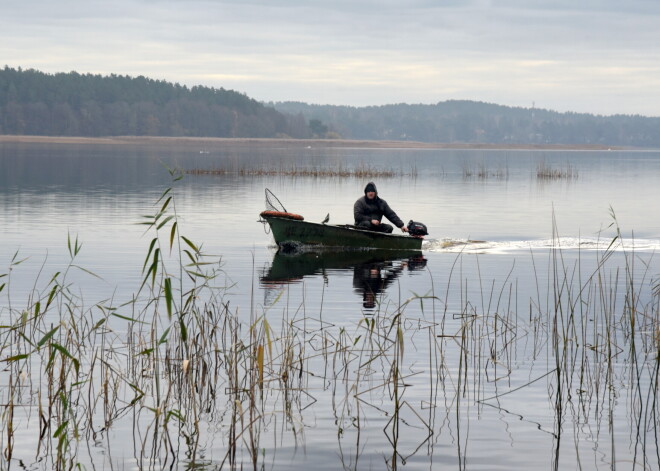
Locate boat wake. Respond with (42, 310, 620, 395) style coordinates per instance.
(424, 236, 660, 254)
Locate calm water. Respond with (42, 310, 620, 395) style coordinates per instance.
(1, 141, 659, 470)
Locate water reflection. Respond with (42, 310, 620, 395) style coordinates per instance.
(353, 253, 427, 310)
(3, 143, 660, 469)
(260, 249, 427, 310)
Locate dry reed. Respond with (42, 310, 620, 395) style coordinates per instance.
(0, 177, 658, 470)
(184, 163, 414, 178)
(536, 160, 578, 179)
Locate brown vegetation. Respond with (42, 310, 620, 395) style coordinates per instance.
(185, 164, 401, 178)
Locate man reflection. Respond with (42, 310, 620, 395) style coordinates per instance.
(353, 255, 427, 310)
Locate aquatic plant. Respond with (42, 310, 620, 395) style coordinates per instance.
(461, 161, 510, 180)
(536, 159, 578, 179)
(0, 180, 658, 470)
(183, 162, 417, 178)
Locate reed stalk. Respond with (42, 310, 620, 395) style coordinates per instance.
(0, 179, 658, 470)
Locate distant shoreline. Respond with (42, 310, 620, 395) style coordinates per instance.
(0, 135, 633, 151)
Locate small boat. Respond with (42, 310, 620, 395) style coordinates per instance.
(260, 212, 424, 251)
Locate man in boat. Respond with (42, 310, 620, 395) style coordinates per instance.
(354, 182, 409, 233)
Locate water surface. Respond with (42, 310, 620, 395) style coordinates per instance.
(1, 141, 659, 470)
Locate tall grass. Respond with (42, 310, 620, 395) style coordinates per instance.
(461, 161, 509, 180)
(184, 163, 417, 178)
(536, 160, 578, 180)
(0, 180, 658, 470)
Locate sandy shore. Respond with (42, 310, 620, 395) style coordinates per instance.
(0, 134, 627, 150)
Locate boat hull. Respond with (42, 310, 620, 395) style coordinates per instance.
(263, 216, 423, 251)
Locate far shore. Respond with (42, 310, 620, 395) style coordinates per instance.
(0, 134, 635, 151)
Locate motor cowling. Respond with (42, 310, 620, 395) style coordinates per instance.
(407, 220, 428, 236)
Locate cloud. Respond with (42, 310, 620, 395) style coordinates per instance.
(2, 1, 660, 115)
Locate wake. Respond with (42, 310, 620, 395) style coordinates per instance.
(423, 236, 660, 254)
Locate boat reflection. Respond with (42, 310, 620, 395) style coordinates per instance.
(260, 249, 427, 310)
(353, 254, 427, 309)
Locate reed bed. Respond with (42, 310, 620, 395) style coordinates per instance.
(536, 160, 579, 179)
(0, 177, 658, 470)
(184, 163, 416, 178)
(462, 162, 510, 180)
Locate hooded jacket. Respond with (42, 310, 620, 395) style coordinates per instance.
(353, 182, 404, 228)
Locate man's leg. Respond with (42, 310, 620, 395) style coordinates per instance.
(356, 221, 393, 233)
(376, 223, 393, 233)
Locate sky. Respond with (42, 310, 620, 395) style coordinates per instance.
(3, 0, 660, 116)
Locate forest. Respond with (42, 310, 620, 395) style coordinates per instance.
(0, 67, 311, 138)
(273, 101, 660, 147)
(2, 66, 660, 147)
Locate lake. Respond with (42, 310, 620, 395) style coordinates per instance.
(1, 139, 659, 470)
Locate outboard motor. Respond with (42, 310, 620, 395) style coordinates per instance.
(407, 220, 428, 237)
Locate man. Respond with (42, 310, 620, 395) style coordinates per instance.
(354, 182, 409, 233)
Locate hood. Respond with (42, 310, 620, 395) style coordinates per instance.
(364, 182, 378, 195)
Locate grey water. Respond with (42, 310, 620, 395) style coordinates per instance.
(1, 141, 660, 470)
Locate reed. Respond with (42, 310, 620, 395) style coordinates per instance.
(461, 161, 509, 180)
(0, 180, 658, 470)
(184, 162, 417, 178)
(536, 160, 578, 179)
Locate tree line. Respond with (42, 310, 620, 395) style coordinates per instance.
(3, 66, 660, 146)
(0, 67, 311, 138)
(273, 101, 660, 148)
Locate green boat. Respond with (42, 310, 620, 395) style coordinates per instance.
(260, 214, 424, 251)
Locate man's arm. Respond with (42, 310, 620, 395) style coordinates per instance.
(381, 199, 405, 229)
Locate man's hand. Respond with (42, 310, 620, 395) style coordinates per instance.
(371, 219, 380, 225)
(401, 226, 409, 233)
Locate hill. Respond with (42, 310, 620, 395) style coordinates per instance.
(2, 66, 660, 147)
(272, 101, 660, 148)
(0, 66, 310, 138)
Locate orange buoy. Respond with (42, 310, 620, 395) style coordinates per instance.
(260, 210, 304, 221)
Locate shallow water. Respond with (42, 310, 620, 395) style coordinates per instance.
(1, 142, 659, 470)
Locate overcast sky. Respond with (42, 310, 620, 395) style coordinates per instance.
(3, 0, 660, 116)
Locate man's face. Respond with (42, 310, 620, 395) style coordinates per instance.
(366, 191, 376, 200)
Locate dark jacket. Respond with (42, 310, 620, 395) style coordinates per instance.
(353, 182, 404, 228)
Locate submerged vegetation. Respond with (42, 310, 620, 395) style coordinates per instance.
(0, 177, 659, 470)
